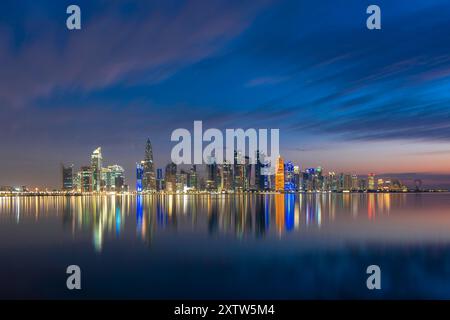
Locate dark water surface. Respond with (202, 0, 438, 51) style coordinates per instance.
(1, 193, 450, 299)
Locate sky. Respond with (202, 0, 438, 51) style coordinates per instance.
(1, 0, 450, 189)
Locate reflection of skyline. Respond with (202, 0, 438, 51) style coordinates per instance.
(0, 193, 417, 251)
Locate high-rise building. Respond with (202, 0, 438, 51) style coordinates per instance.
(233, 150, 244, 191)
(188, 165, 197, 190)
(106, 165, 124, 191)
(62, 164, 73, 191)
(176, 170, 188, 192)
(351, 174, 359, 191)
(136, 162, 144, 192)
(275, 156, 285, 192)
(206, 156, 218, 191)
(255, 150, 262, 191)
(244, 156, 252, 190)
(343, 174, 352, 191)
(156, 168, 164, 191)
(142, 139, 156, 191)
(165, 162, 177, 192)
(368, 173, 376, 191)
(284, 161, 295, 191)
(80, 166, 92, 192)
(91, 147, 102, 192)
(221, 161, 233, 192)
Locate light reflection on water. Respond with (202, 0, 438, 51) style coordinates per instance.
(1, 193, 450, 299)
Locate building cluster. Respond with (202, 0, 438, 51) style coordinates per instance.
(133, 140, 407, 194)
(62, 147, 127, 193)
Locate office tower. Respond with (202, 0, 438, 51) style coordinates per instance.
(221, 161, 233, 192)
(142, 139, 156, 191)
(176, 170, 188, 192)
(91, 147, 102, 192)
(244, 156, 252, 190)
(293, 166, 300, 191)
(62, 164, 73, 191)
(188, 165, 197, 190)
(343, 174, 352, 191)
(136, 162, 144, 192)
(165, 162, 177, 192)
(377, 178, 384, 191)
(108, 165, 124, 191)
(351, 174, 359, 191)
(368, 173, 376, 191)
(359, 178, 367, 191)
(156, 168, 164, 191)
(329, 172, 337, 192)
(233, 150, 244, 191)
(284, 161, 295, 192)
(80, 166, 92, 192)
(255, 150, 262, 191)
(275, 156, 285, 192)
(206, 156, 218, 191)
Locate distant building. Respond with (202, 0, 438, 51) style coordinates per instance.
(62, 164, 74, 191)
(156, 168, 164, 191)
(275, 156, 285, 192)
(142, 139, 156, 191)
(165, 162, 177, 192)
(91, 147, 102, 192)
(136, 162, 144, 192)
(80, 166, 92, 192)
(368, 173, 376, 191)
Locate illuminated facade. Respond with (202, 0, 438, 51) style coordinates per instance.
(91, 147, 103, 192)
(275, 156, 285, 192)
(142, 139, 156, 191)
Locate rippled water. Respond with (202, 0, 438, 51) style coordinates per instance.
(1, 193, 450, 299)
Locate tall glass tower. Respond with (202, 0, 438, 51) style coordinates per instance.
(91, 147, 102, 192)
(143, 139, 156, 191)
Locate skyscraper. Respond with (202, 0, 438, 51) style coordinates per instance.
(156, 168, 164, 191)
(80, 166, 92, 192)
(275, 156, 285, 192)
(142, 139, 156, 191)
(368, 173, 376, 191)
(165, 162, 177, 192)
(221, 161, 233, 192)
(62, 164, 73, 191)
(91, 147, 102, 192)
(188, 165, 197, 190)
(136, 162, 144, 192)
(206, 156, 218, 191)
(284, 161, 295, 192)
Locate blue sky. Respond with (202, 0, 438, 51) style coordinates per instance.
(1, 0, 450, 188)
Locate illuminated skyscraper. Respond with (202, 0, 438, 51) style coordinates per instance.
(91, 147, 102, 192)
(233, 150, 244, 191)
(165, 162, 177, 192)
(142, 139, 156, 191)
(107, 165, 124, 192)
(188, 165, 197, 190)
(156, 168, 164, 191)
(221, 161, 233, 192)
(284, 161, 295, 192)
(206, 156, 218, 191)
(136, 162, 144, 192)
(351, 174, 359, 191)
(275, 156, 285, 192)
(368, 173, 376, 191)
(80, 166, 92, 192)
(343, 174, 352, 191)
(62, 164, 73, 191)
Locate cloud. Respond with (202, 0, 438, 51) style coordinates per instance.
(0, 0, 269, 109)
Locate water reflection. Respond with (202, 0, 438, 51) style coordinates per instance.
(0, 193, 449, 252)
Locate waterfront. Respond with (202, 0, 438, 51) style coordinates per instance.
(1, 193, 450, 299)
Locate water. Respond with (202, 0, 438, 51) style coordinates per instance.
(1, 193, 450, 299)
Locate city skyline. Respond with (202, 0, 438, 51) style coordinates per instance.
(1, 0, 450, 188)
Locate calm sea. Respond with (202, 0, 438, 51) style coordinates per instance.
(1, 193, 450, 299)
